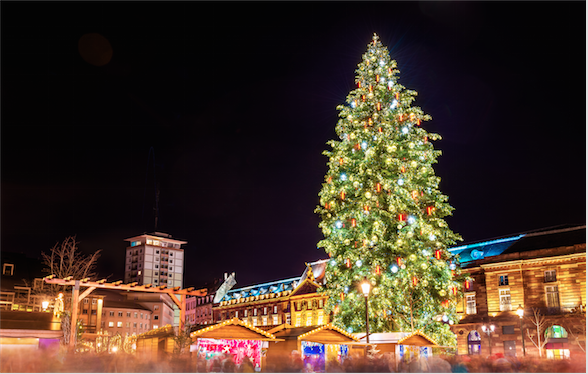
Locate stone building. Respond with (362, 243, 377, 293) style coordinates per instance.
(449, 225, 586, 360)
(214, 260, 329, 329)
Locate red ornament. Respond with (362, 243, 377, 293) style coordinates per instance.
(351, 218, 357, 227)
(339, 158, 344, 165)
(328, 252, 332, 258)
(340, 293, 345, 301)
(398, 213, 406, 221)
(426, 206, 435, 215)
(376, 183, 382, 193)
(346, 258, 351, 268)
(325, 203, 330, 210)
(369, 85, 373, 93)
(465, 280, 470, 289)
(368, 118, 373, 126)
(424, 136, 428, 143)
(397, 257, 403, 266)
(376, 75, 380, 83)
(357, 81, 361, 88)
(340, 191, 346, 200)
(327, 176, 333, 184)
(376, 102, 381, 111)
(375, 265, 381, 275)
(354, 143, 361, 150)
(401, 166, 406, 173)
(364, 205, 370, 212)
(410, 113, 415, 122)
(378, 127, 383, 133)
(417, 119, 421, 126)
(452, 287, 457, 295)
(412, 276, 418, 286)
(395, 92, 399, 100)
(435, 250, 442, 260)
(411, 191, 418, 200)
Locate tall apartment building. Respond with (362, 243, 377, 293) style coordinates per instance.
(124, 232, 185, 289)
(449, 225, 586, 360)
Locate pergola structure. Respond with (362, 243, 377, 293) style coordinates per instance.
(44, 276, 207, 349)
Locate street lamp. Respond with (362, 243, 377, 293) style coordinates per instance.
(516, 305, 526, 356)
(361, 280, 371, 344)
(481, 324, 495, 356)
(41, 300, 49, 311)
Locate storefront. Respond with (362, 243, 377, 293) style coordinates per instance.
(190, 317, 282, 372)
(266, 323, 360, 372)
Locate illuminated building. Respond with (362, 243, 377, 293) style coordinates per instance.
(450, 225, 586, 359)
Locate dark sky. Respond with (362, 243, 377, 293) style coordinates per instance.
(2, 2, 585, 289)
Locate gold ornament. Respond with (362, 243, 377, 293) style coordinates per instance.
(409, 143, 415, 149)
(411, 161, 418, 168)
(439, 290, 446, 297)
(365, 192, 372, 199)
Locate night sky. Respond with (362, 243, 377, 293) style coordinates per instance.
(2, 2, 585, 289)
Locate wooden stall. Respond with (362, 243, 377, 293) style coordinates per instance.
(135, 324, 175, 357)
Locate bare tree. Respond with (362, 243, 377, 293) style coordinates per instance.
(525, 307, 551, 357)
(42, 236, 102, 295)
(562, 305, 586, 353)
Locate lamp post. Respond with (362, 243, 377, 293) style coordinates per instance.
(516, 305, 526, 356)
(361, 280, 371, 344)
(481, 324, 495, 356)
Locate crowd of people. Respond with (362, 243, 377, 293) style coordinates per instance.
(0, 347, 586, 372)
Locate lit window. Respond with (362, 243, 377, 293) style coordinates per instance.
(134, 312, 138, 318)
(108, 322, 114, 328)
(319, 299, 323, 308)
(546, 285, 560, 308)
(306, 314, 312, 326)
(153, 240, 160, 246)
(252, 318, 258, 327)
(154, 305, 159, 310)
(317, 312, 324, 325)
(253, 308, 258, 316)
(296, 315, 302, 327)
(262, 317, 268, 326)
(273, 316, 279, 325)
(273, 305, 278, 314)
(466, 294, 477, 315)
(126, 322, 130, 328)
(117, 321, 123, 327)
(499, 289, 511, 311)
(147, 239, 153, 245)
(264, 307, 268, 315)
(153, 325, 158, 329)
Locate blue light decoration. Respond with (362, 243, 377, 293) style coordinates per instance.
(335, 221, 343, 229)
(397, 179, 404, 186)
(442, 314, 448, 322)
(380, 77, 387, 84)
(390, 265, 399, 273)
(379, 59, 385, 66)
(330, 260, 337, 266)
(301, 341, 324, 355)
(471, 249, 484, 260)
(344, 286, 349, 293)
(361, 141, 368, 150)
(429, 234, 436, 241)
(350, 101, 356, 108)
(449, 263, 456, 270)
(422, 249, 430, 256)
(347, 327, 354, 334)
(341, 133, 348, 140)
(402, 127, 409, 134)
(407, 215, 416, 224)
(390, 99, 398, 109)
(340, 173, 347, 181)
(356, 260, 362, 267)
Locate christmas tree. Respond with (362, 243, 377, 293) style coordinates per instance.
(316, 34, 465, 346)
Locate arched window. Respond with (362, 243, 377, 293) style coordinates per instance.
(468, 330, 481, 355)
(545, 325, 568, 339)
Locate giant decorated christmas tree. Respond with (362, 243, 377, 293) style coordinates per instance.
(316, 34, 466, 346)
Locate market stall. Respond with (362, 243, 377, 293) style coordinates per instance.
(266, 323, 360, 372)
(190, 317, 282, 372)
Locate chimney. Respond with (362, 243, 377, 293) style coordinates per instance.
(224, 273, 228, 280)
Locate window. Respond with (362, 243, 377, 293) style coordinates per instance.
(3, 264, 14, 276)
(499, 275, 509, 286)
(154, 315, 159, 320)
(84, 299, 89, 304)
(82, 309, 88, 314)
(147, 239, 153, 245)
(545, 270, 557, 283)
(499, 289, 512, 311)
(141, 313, 143, 319)
(156, 250, 159, 254)
(262, 317, 268, 326)
(153, 240, 160, 246)
(273, 316, 279, 325)
(273, 305, 278, 314)
(467, 331, 481, 355)
(286, 314, 291, 325)
(127, 312, 131, 317)
(466, 294, 477, 315)
(235, 310, 239, 318)
(503, 341, 516, 356)
(134, 312, 138, 318)
(253, 308, 258, 316)
(126, 322, 130, 328)
(296, 315, 302, 327)
(117, 321, 123, 327)
(118, 312, 123, 317)
(252, 318, 257, 327)
(91, 310, 97, 315)
(133, 323, 137, 328)
(170, 260, 173, 264)
(109, 311, 115, 317)
(92, 299, 97, 305)
(153, 325, 158, 329)
(244, 309, 248, 317)
(306, 314, 312, 326)
(263, 307, 268, 315)
(319, 299, 323, 308)
(154, 305, 159, 310)
(155, 272, 158, 276)
(170, 252, 173, 256)
(108, 322, 114, 328)
(155, 265, 159, 269)
(502, 325, 515, 334)
(545, 325, 568, 339)
(169, 267, 172, 271)
(546, 286, 560, 308)
(140, 323, 143, 329)
(317, 312, 324, 325)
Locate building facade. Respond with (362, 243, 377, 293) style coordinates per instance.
(214, 261, 329, 329)
(124, 232, 186, 288)
(450, 225, 586, 360)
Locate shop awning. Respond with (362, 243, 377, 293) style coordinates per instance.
(190, 318, 283, 342)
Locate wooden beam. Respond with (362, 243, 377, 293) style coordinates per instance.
(44, 278, 207, 296)
(78, 286, 97, 301)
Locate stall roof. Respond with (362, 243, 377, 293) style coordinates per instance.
(190, 318, 282, 342)
(136, 324, 174, 339)
(397, 331, 438, 346)
(270, 323, 359, 345)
